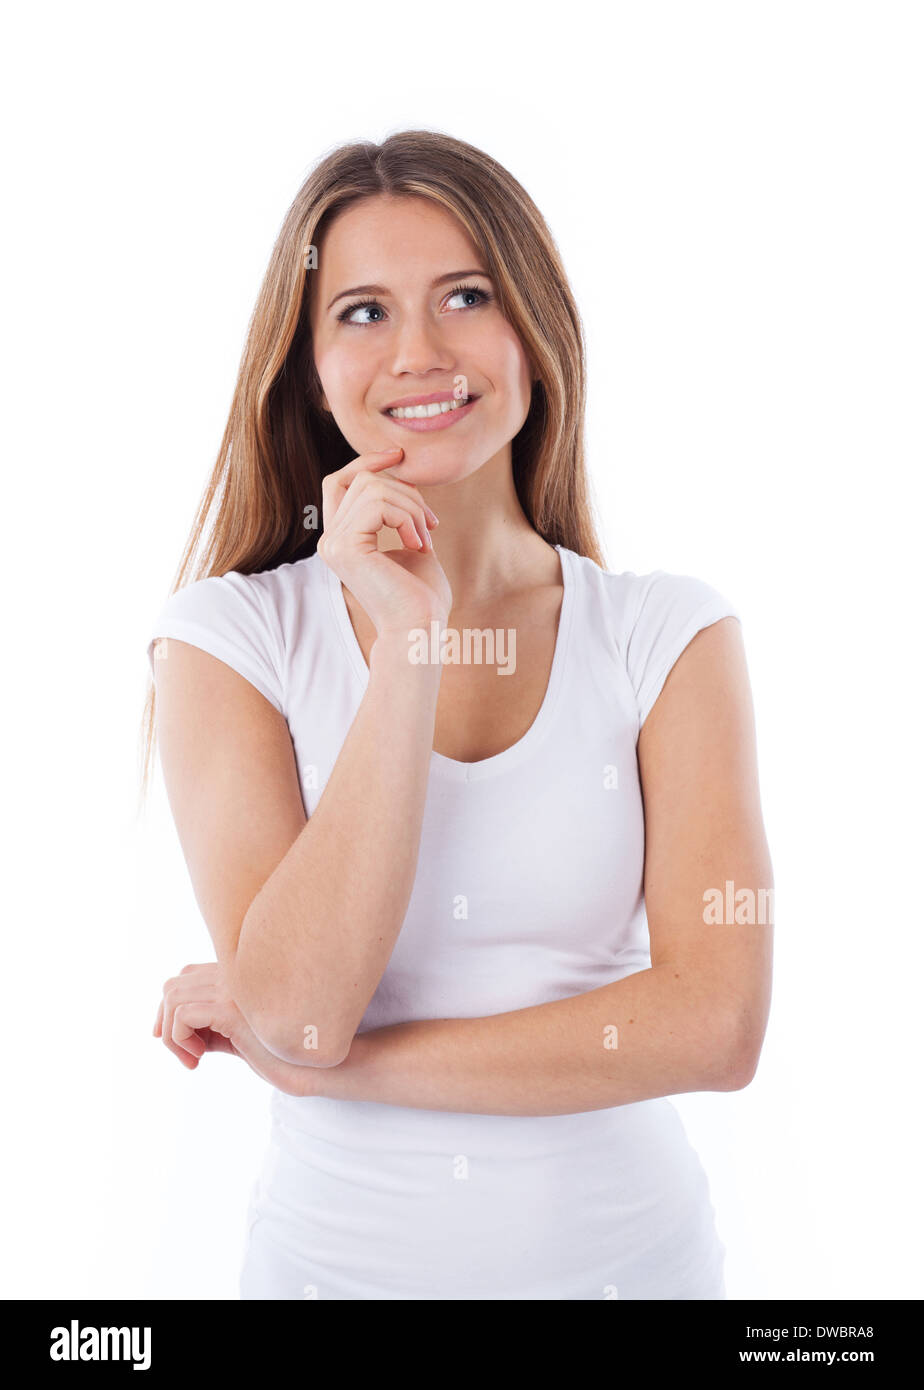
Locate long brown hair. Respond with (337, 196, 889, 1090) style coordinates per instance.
(138, 129, 605, 804)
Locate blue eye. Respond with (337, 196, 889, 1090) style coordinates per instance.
(444, 283, 492, 310)
(336, 282, 493, 326)
(337, 299, 386, 326)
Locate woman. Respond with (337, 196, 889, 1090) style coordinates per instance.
(143, 130, 773, 1300)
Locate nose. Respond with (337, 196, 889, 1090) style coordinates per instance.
(388, 308, 456, 378)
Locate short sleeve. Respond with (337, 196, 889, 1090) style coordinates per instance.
(626, 570, 740, 727)
(145, 570, 285, 714)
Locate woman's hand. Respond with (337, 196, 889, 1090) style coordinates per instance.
(153, 962, 319, 1098)
(318, 447, 452, 637)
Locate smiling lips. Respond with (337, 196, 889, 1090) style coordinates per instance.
(382, 392, 479, 432)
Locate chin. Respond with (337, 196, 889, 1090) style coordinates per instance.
(378, 445, 480, 486)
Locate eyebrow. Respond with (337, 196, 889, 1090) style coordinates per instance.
(326, 269, 491, 312)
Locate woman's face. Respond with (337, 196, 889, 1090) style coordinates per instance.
(308, 195, 534, 485)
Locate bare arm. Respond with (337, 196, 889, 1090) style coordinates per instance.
(233, 633, 441, 1064)
(284, 616, 773, 1111)
(153, 449, 450, 1068)
(154, 629, 441, 1068)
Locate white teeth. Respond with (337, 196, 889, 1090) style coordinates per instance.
(387, 397, 470, 419)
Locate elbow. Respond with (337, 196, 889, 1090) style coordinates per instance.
(247, 996, 354, 1069)
(711, 1008, 766, 1091)
(229, 951, 353, 1068)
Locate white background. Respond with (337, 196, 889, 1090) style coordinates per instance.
(3, 0, 921, 1300)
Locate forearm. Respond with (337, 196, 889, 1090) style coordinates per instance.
(233, 632, 441, 1065)
(311, 965, 752, 1114)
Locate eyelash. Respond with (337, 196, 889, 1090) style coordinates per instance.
(336, 282, 493, 325)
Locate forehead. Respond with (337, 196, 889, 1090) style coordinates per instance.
(316, 195, 482, 283)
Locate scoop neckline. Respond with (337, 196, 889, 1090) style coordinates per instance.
(323, 543, 575, 782)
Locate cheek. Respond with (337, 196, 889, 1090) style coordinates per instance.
(486, 326, 533, 409)
(315, 342, 371, 407)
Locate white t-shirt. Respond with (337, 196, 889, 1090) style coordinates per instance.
(146, 544, 740, 1300)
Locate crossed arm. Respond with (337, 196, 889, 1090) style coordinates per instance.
(154, 616, 772, 1116)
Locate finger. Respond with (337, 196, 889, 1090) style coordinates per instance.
(200, 1029, 236, 1055)
(339, 466, 436, 519)
(156, 964, 213, 1038)
(172, 1002, 214, 1059)
(161, 976, 215, 1062)
(322, 449, 404, 526)
(334, 480, 432, 551)
(335, 448, 406, 487)
(159, 976, 178, 1044)
(161, 1026, 201, 1069)
(363, 477, 439, 532)
(382, 502, 431, 551)
(337, 494, 429, 553)
(323, 471, 436, 554)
